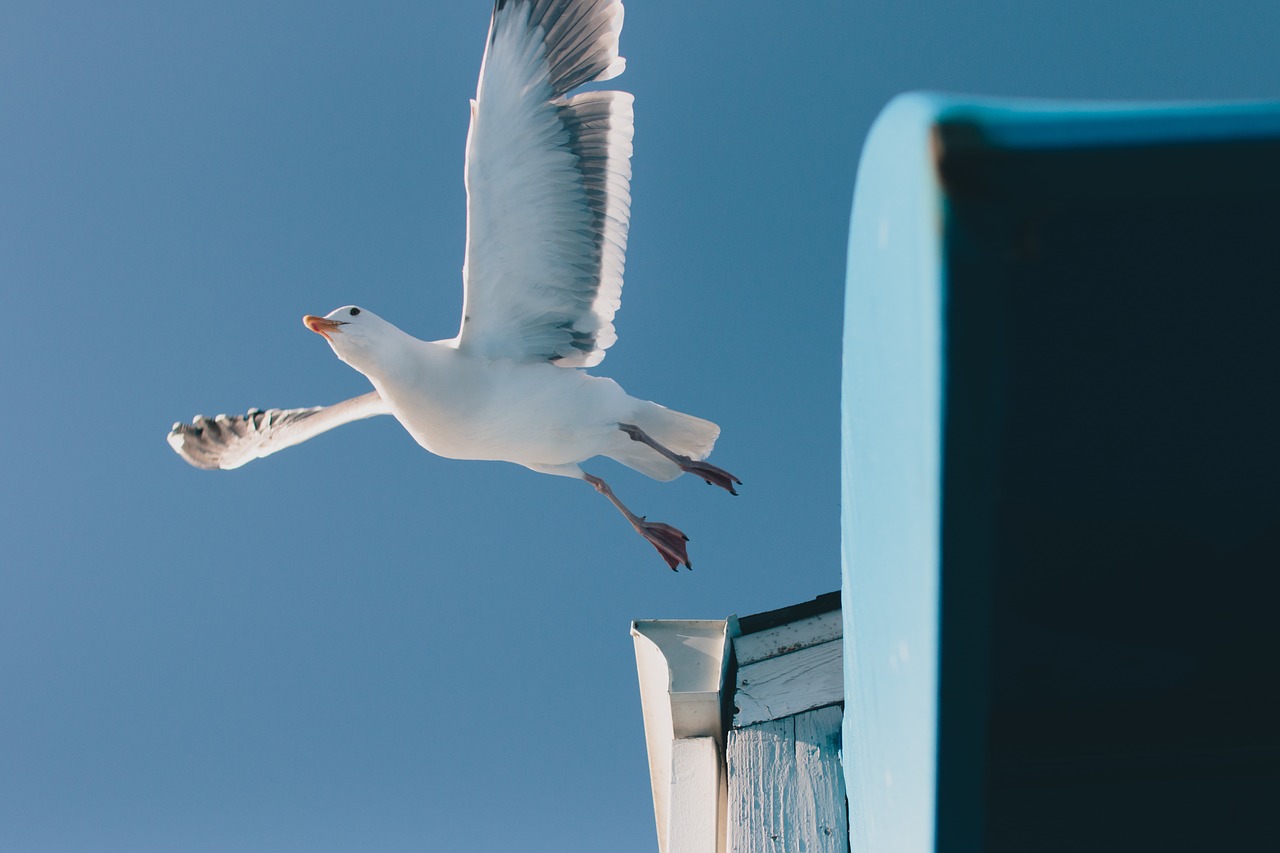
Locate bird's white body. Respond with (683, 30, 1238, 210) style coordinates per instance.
(326, 307, 715, 480)
(378, 352, 632, 468)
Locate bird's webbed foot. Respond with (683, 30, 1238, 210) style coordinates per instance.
(617, 423, 742, 495)
(585, 472, 693, 571)
(633, 518, 692, 572)
(682, 460, 742, 496)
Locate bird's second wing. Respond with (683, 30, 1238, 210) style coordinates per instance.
(168, 391, 390, 470)
(458, 0, 633, 368)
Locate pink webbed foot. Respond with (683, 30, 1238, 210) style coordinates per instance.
(683, 460, 742, 496)
(585, 472, 694, 571)
(617, 423, 742, 496)
(634, 518, 692, 572)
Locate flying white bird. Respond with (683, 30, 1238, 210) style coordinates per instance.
(168, 0, 739, 570)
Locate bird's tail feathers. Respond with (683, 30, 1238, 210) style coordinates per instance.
(605, 401, 719, 481)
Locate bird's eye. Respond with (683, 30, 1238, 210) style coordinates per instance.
(349, 307, 361, 317)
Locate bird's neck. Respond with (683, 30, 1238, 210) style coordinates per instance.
(354, 333, 458, 386)
(335, 324, 416, 379)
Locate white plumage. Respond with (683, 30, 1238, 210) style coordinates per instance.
(168, 0, 738, 570)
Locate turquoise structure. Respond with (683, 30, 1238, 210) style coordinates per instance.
(842, 94, 1280, 851)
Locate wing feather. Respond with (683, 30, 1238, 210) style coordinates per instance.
(167, 391, 390, 471)
(458, 0, 633, 368)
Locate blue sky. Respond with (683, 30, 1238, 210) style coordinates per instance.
(3, 1, 1277, 851)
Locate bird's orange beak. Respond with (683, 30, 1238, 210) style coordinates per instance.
(303, 315, 345, 342)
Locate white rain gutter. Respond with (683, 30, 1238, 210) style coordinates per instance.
(631, 619, 736, 853)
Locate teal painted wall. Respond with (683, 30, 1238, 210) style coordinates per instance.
(843, 95, 1280, 851)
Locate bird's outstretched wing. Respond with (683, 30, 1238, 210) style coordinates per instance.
(457, 0, 633, 368)
(168, 391, 390, 470)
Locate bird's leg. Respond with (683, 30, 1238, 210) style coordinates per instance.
(617, 423, 742, 495)
(583, 473, 691, 571)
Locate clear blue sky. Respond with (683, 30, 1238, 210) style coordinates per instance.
(3, 1, 1277, 851)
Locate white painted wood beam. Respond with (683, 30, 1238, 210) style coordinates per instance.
(668, 737, 725, 853)
(734, 640, 844, 727)
(733, 610, 843, 666)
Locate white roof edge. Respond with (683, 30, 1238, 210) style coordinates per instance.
(631, 619, 735, 853)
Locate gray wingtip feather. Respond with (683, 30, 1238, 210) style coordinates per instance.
(168, 420, 233, 470)
(167, 407, 321, 471)
(166, 392, 386, 471)
(495, 0, 626, 97)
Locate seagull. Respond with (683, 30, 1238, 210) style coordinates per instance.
(167, 0, 739, 570)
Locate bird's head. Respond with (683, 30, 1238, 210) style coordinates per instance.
(303, 305, 402, 374)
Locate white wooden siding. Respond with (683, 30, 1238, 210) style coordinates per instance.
(727, 705, 847, 853)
